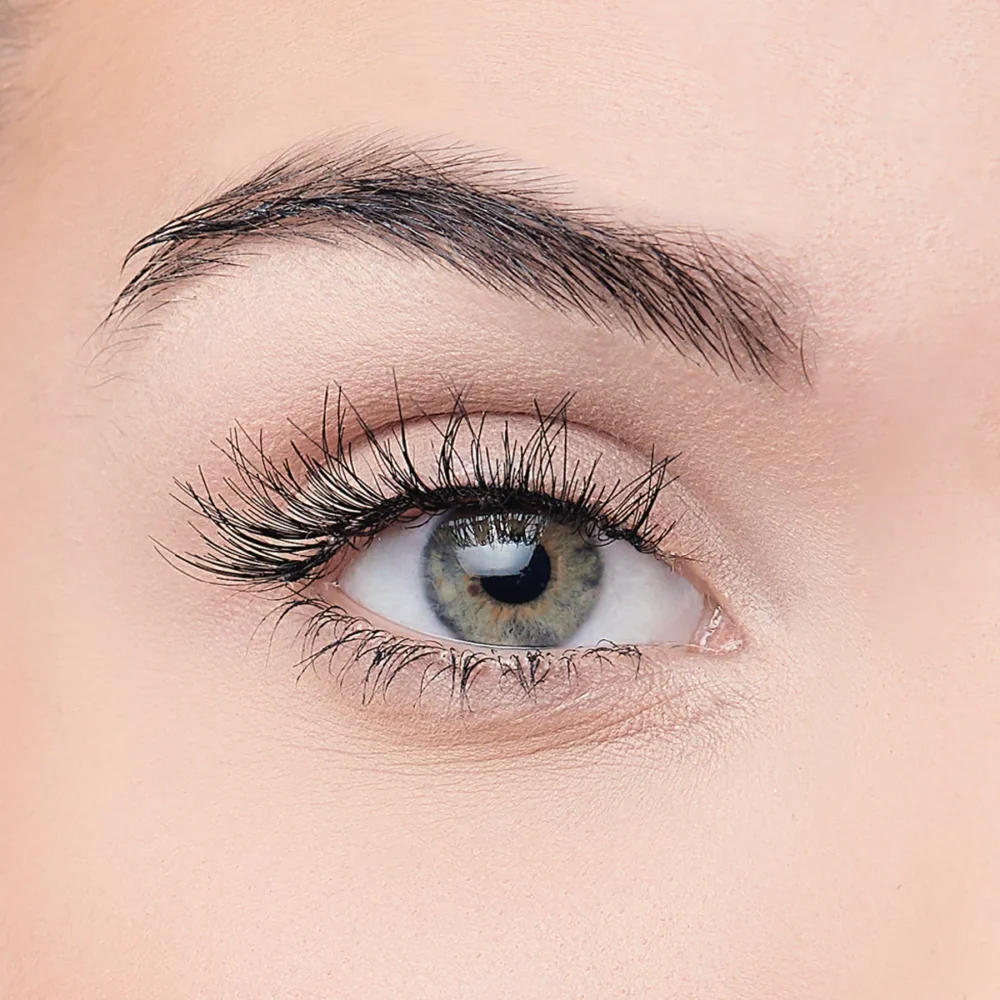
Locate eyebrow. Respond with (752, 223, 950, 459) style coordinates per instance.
(110, 135, 800, 380)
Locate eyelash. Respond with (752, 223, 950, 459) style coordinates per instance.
(274, 596, 646, 706)
(165, 389, 685, 703)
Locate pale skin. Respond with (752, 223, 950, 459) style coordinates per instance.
(2, 1, 1000, 997)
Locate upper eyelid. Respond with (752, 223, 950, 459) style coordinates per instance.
(103, 133, 803, 383)
(162, 392, 683, 587)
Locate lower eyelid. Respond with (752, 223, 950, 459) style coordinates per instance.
(258, 591, 751, 759)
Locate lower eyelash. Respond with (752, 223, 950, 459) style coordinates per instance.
(272, 596, 644, 707)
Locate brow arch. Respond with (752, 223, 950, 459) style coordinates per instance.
(106, 134, 802, 382)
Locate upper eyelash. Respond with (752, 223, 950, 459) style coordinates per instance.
(165, 388, 681, 588)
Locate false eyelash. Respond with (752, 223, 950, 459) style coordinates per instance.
(273, 596, 644, 705)
(167, 387, 681, 588)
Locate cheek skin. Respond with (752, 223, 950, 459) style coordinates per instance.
(1, 0, 1000, 998)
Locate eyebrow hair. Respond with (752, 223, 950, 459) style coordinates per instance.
(109, 135, 800, 380)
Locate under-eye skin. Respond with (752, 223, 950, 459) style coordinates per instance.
(165, 389, 741, 721)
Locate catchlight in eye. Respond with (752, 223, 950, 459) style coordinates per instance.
(339, 508, 704, 650)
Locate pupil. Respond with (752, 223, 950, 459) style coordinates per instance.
(478, 544, 551, 605)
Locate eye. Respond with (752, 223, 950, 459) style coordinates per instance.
(169, 391, 742, 724)
(338, 508, 705, 648)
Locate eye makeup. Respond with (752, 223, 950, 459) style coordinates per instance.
(163, 387, 740, 722)
(170, 391, 680, 585)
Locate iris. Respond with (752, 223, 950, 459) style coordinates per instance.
(422, 511, 603, 647)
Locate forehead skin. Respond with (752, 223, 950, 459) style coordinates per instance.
(2, 1, 1000, 998)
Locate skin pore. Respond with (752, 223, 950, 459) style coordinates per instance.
(2, 1, 1000, 997)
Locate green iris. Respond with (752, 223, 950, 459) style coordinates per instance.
(422, 511, 603, 647)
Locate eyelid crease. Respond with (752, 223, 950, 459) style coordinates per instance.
(160, 387, 683, 589)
